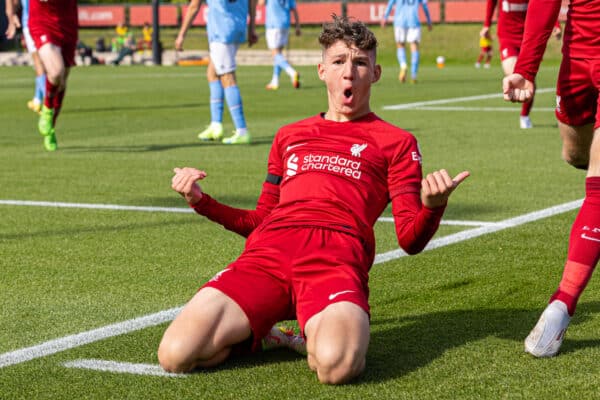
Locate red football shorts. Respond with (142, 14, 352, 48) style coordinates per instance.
(499, 40, 520, 61)
(29, 28, 77, 67)
(556, 56, 600, 129)
(202, 225, 372, 351)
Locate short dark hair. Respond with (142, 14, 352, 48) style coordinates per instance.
(318, 15, 378, 52)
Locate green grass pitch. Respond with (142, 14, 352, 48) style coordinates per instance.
(1, 37, 599, 399)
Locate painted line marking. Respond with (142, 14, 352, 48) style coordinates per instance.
(0, 200, 194, 214)
(374, 199, 582, 264)
(382, 88, 554, 111)
(63, 359, 187, 377)
(0, 198, 582, 369)
(405, 106, 555, 112)
(1, 199, 501, 227)
(0, 307, 182, 369)
(377, 216, 507, 227)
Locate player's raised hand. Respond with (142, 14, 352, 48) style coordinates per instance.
(421, 169, 470, 208)
(172, 167, 207, 206)
(503, 73, 535, 103)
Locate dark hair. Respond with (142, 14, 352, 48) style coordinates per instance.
(318, 14, 378, 52)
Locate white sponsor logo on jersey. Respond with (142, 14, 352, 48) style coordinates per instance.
(301, 153, 362, 179)
(351, 143, 368, 157)
(286, 154, 299, 177)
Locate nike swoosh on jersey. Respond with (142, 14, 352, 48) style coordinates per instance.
(328, 290, 355, 301)
(581, 233, 600, 243)
(286, 143, 307, 152)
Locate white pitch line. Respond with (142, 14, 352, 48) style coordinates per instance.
(377, 216, 506, 227)
(1, 199, 496, 226)
(374, 199, 582, 264)
(0, 198, 582, 370)
(0, 307, 182, 369)
(63, 359, 187, 377)
(408, 106, 555, 112)
(382, 88, 554, 111)
(0, 199, 194, 214)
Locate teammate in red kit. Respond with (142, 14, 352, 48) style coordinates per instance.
(158, 16, 469, 384)
(480, 0, 561, 129)
(503, 0, 600, 358)
(27, 0, 78, 151)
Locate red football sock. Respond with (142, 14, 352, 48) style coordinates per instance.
(52, 89, 66, 125)
(550, 177, 600, 315)
(520, 94, 534, 116)
(45, 79, 59, 109)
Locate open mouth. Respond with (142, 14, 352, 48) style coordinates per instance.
(344, 89, 353, 98)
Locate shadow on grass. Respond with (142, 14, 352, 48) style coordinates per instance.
(362, 301, 600, 383)
(190, 302, 600, 384)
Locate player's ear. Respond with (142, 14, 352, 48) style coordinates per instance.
(317, 63, 326, 81)
(372, 64, 382, 83)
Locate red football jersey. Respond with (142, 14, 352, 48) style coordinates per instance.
(28, 0, 78, 44)
(262, 113, 422, 238)
(485, 0, 528, 44)
(194, 113, 446, 260)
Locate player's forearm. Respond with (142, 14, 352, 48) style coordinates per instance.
(392, 192, 446, 255)
(483, 0, 497, 27)
(383, 1, 394, 21)
(248, 0, 257, 27)
(513, 0, 561, 81)
(179, 0, 202, 38)
(422, 4, 432, 26)
(191, 182, 278, 237)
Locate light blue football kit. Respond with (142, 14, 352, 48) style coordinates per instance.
(383, 0, 431, 81)
(207, 0, 249, 44)
(265, 0, 296, 29)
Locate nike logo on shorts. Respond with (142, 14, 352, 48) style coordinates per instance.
(328, 290, 355, 301)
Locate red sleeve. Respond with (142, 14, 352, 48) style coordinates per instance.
(484, 0, 497, 27)
(392, 191, 446, 255)
(513, 0, 562, 82)
(190, 181, 280, 237)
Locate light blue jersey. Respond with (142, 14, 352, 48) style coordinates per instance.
(383, 0, 431, 29)
(265, 0, 296, 29)
(207, 0, 249, 44)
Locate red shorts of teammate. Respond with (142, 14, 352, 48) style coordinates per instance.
(29, 28, 77, 67)
(499, 39, 520, 61)
(202, 225, 372, 351)
(556, 57, 600, 129)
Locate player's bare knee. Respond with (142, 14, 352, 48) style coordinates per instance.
(562, 149, 589, 170)
(157, 338, 199, 373)
(312, 347, 364, 384)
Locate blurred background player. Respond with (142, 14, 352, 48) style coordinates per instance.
(176, 0, 257, 145)
(110, 30, 136, 66)
(4, 0, 46, 114)
(475, 30, 492, 68)
(503, 0, 600, 358)
(481, 0, 561, 129)
(380, 0, 432, 83)
(138, 22, 153, 57)
(259, 0, 301, 90)
(28, 0, 78, 152)
(111, 22, 129, 53)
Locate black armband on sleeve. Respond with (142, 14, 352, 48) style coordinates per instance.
(265, 173, 282, 185)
